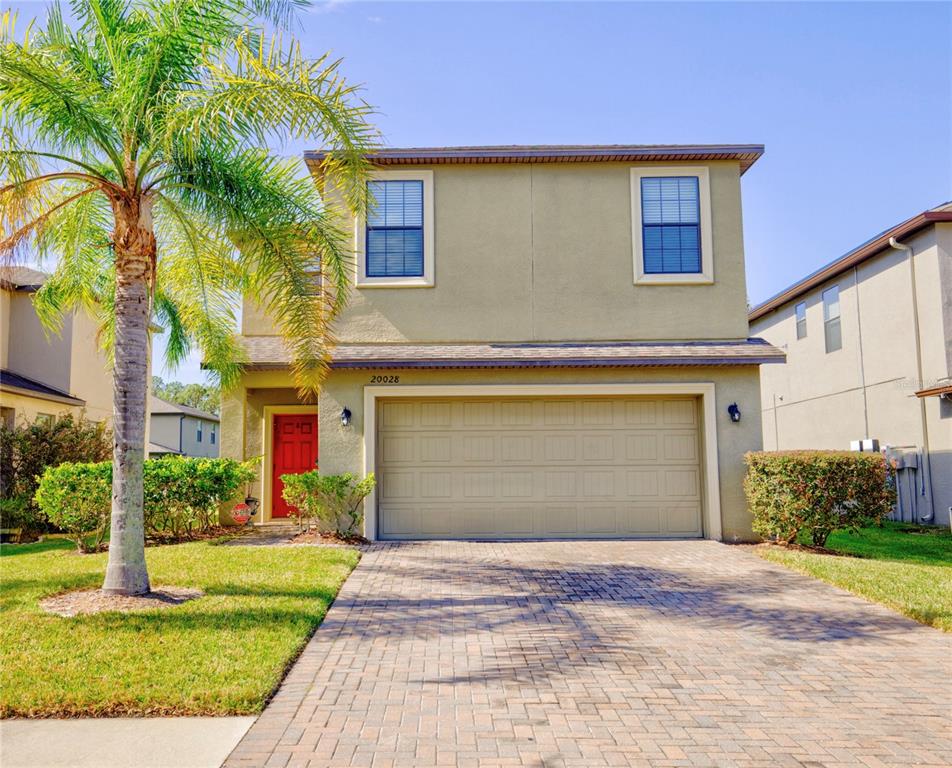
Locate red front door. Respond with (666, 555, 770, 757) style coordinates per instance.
(272, 414, 319, 518)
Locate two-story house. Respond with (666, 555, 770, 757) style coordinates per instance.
(0, 266, 113, 428)
(147, 395, 220, 458)
(223, 144, 783, 540)
(750, 203, 952, 527)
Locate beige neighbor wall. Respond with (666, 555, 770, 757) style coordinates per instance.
(6, 290, 73, 394)
(0, 390, 81, 425)
(752, 223, 952, 526)
(222, 366, 764, 541)
(68, 309, 113, 424)
(242, 161, 751, 343)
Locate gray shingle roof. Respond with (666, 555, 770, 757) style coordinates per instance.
(240, 338, 785, 370)
(149, 395, 219, 422)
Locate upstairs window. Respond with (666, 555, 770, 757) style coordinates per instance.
(822, 286, 841, 353)
(795, 301, 807, 339)
(630, 167, 713, 285)
(356, 170, 434, 287)
(366, 180, 424, 278)
(640, 177, 701, 274)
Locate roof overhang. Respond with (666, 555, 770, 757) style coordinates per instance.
(239, 338, 785, 371)
(305, 144, 765, 175)
(749, 207, 952, 322)
(0, 382, 85, 407)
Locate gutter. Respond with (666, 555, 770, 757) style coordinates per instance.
(749, 209, 952, 322)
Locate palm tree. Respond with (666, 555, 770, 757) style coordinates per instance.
(0, 0, 376, 594)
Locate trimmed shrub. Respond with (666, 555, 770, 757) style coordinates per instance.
(0, 414, 111, 535)
(34, 462, 111, 552)
(281, 471, 375, 537)
(143, 456, 256, 538)
(32, 457, 257, 549)
(744, 451, 895, 546)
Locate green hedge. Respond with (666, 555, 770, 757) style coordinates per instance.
(744, 451, 895, 546)
(34, 457, 256, 550)
(33, 462, 112, 552)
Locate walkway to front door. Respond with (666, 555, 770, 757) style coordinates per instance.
(225, 541, 949, 767)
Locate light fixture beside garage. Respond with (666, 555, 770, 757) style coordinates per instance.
(727, 403, 741, 423)
(340, 407, 352, 427)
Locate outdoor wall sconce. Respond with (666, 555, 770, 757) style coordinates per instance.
(340, 407, 352, 427)
(727, 403, 741, 423)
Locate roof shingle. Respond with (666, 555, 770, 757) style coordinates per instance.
(239, 338, 785, 370)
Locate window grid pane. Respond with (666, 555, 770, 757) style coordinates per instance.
(366, 180, 424, 278)
(641, 177, 701, 274)
(795, 302, 807, 340)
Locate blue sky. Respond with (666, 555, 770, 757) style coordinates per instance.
(16, 1, 952, 384)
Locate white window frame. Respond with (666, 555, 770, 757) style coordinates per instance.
(355, 169, 435, 288)
(630, 166, 714, 285)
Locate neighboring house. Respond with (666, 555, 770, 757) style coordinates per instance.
(0, 267, 113, 428)
(750, 203, 952, 527)
(148, 395, 220, 458)
(223, 144, 784, 540)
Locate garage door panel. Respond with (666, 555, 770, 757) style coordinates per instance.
(377, 396, 703, 539)
(664, 503, 703, 535)
(622, 505, 664, 535)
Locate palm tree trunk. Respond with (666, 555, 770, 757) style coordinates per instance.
(102, 197, 155, 595)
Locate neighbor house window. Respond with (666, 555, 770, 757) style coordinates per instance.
(630, 167, 713, 284)
(795, 301, 807, 339)
(356, 170, 434, 287)
(822, 286, 841, 353)
(36, 413, 54, 426)
(196, 422, 203, 443)
(1, 407, 14, 429)
(210, 425, 216, 445)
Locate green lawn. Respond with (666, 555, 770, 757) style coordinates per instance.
(758, 522, 952, 631)
(0, 539, 359, 717)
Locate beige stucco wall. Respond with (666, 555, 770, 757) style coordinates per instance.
(5, 290, 73, 394)
(0, 390, 82, 426)
(1, 287, 113, 426)
(242, 161, 751, 343)
(752, 223, 952, 525)
(222, 366, 764, 541)
(68, 310, 113, 424)
(0, 288, 10, 370)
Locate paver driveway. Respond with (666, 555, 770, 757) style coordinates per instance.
(226, 541, 950, 768)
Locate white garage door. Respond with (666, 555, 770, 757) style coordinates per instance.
(375, 396, 703, 539)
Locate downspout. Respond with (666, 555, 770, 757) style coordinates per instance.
(853, 266, 870, 438)
(889, 236, 935, 523)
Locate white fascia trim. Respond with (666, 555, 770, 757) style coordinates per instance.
(361, 382, 723, 542)
(630, 166, 714, 285)
(355, 169, 435, 288)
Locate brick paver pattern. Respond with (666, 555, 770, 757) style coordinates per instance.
(226, 541, 951, 767)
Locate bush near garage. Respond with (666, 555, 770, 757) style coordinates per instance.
(744, 451, 895, 547)
(32, 457, 257, 550)
(282, 471, 375, 537)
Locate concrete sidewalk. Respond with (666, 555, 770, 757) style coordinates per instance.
(0, 716, 255, 768)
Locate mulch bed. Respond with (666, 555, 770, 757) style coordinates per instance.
(290, 529, 369, 547)
(40, 587, 204, 617)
